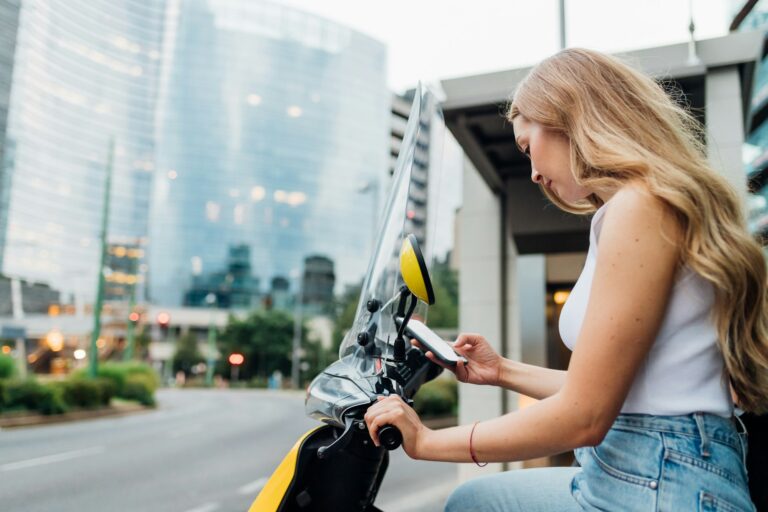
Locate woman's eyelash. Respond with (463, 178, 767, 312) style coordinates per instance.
(523, 147, 531, 158)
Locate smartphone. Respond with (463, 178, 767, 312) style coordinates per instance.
(395, 317, 468, 366)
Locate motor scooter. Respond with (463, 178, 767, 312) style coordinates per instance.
(249, 85, 449, 512)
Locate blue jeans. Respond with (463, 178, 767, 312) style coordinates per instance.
(445, 413, 755, 511)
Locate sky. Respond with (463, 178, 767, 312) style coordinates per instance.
(276, 0, 742, 258)
(280, 0, 739, 92)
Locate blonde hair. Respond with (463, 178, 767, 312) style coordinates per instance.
(509, 48, 768, 414)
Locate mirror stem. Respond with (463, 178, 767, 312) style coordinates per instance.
(394, 293, 418, 362)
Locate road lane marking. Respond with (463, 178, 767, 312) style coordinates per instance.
(238, 477, 268, 495)
(182, 502, 220, 512)
(1, 446, 105, 472)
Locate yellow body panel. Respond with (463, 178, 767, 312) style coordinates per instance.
(248, 426, 322, 512)
(400, 237, 433, 304)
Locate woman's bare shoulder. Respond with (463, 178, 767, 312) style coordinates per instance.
(602, 183, 683, 247)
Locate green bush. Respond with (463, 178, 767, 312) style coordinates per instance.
(0, 354, 16, 379)
(4, 379, 67, 415)
(414, 377, 457, 418)
(247, 377, 268, 388)
(73, 362, 159, 399)
(122, 374, 156, 406)
(96, 377, 116, 406)
(60, 378, 115, 409)
(0, 379, 7, 409)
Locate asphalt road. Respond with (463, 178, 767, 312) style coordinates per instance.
(0, 389, 456, 512)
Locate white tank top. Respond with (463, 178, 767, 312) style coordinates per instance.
(558, 203, 732, 417)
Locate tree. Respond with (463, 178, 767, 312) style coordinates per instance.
(172, 332, 203, 376)
(217, 310, 299, 382)
(332, 282, 362, 354)
(424, 257, 459, 328)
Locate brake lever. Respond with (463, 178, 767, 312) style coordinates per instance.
(317, 417, 357, 459)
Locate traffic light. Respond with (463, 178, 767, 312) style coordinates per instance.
(157, 312, 170, 339)
(129, 311, 140, 323)
(228, 352, 244, 382)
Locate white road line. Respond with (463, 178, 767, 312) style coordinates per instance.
(182, 502, 220, 512)
(1, 446, 105, 472)
(238, 476, 268, 495)
(376, 481, 456, 512)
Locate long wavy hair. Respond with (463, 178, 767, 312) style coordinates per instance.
(508, 48, 768, 414)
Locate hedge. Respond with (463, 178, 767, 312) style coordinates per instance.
(121, 374, 156, 406)
(0, 362, 158, 415)
(73, 362, 159, 398)
(59, 378, 115, 409)
(414, 377, 458, 418)
(0, 354, 15, 379)
(1, 379, 68, 415)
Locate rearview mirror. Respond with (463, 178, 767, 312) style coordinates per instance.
(399, 234, 435, 305)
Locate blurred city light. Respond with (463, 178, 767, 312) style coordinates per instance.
(553, 290, 571, 305)
(228, 353, 245, 366)
(157, 312, 171, 326)
(74, 349, 87, 360)
(45, 330, 65, 352)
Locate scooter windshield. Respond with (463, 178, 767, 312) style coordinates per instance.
(338, 84, 438, 361)
(305, 85, 443, 426)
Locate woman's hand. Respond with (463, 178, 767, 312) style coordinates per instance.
(364, 395, 431, 459)
(414, 333, 502, 386)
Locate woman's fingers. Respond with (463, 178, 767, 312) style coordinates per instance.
(455, 359, 469, 381)
(424, 351, 451, 370)
(365, 397, 406, 447)
(367, 411, 401, 447)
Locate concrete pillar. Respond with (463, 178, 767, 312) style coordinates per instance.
(705, 66, 748, 208)
(517, 255, 546, 368)
(457, 157, 520, 481)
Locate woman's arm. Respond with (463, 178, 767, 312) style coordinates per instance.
(417, 335, 565, 399)
(497, 359, 566, 400)
(366, 187, 682, 462)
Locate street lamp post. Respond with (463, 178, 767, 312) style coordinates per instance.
(205, 293, 217, 387)
(89, 138, 115, 379)
(290, 269, 304, 389)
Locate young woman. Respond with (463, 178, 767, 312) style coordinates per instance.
(364, 48, 767, 511)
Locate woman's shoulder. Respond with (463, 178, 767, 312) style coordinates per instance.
(599, 182, 684, 250)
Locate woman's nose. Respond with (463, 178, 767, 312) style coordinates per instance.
(531, 169, 543, 184)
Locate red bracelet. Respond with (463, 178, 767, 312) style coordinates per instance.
(470, 421, 487, 467)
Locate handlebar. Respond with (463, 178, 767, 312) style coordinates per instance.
(378, 425, 403, 450)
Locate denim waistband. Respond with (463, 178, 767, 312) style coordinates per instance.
(612, 412, 742, 451)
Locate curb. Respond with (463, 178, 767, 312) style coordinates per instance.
(0, 403, 152, 429)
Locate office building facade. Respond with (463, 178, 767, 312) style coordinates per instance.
(0, 0, 389, 332)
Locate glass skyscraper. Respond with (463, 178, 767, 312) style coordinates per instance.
(148, 0, 388, 308)
(0, 0, 165, 314)
(0, 0, 389, 321)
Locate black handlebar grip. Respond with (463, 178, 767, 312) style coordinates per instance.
(378, 425, 403, 450)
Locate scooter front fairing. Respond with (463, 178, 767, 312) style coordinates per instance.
(251, 84, 445, 512)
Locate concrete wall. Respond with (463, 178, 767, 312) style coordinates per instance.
(705, 65, 749, 209)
